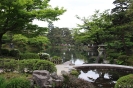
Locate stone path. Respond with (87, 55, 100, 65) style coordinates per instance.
(56, 61, 74, 75)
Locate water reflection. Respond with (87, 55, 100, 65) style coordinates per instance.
(45, 47, 99, 64)
(45, 47, 132, 88)
(45, 47, 88, 63)
(78, 69, 132, 88)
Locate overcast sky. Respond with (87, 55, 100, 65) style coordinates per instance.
(33, 0, 115, 28)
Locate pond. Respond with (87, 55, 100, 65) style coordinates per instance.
(45, 46, 132, 88)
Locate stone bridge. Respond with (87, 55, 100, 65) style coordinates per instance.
(74, 64, 133, 72)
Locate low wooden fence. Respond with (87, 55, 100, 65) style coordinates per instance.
(48, 59, 62, 64)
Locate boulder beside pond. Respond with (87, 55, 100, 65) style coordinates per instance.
(32, 70, 63, 88)
(32, 70, 95, 88)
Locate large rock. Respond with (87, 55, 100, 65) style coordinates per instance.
(32, 70, 63, 88)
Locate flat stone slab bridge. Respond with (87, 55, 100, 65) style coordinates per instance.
(74, 64, 133, 72)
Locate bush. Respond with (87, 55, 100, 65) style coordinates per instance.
(5, 77, 31, 88)
(19, 59, 39, 73)
(0, 59, 18, 72)
(3, 59, 18, 72)
(127, 55, 133, 65)
(108, 52, 122, 59)
(9, 49, 20, 58)
(0, 59, 56, 73)
(70, 70, 80, 77)
(52, 56, 61, 60)
(19, 59, 56, 73)
(38, 53, 50, 60)
(118, 55, 129, 61)
(1, 48, 10, 56)
(115, 74, 133, 88)
(0, 76, 6, 88)
(34, 60, 56, 73)
(19, 53, 40, 60)
(116, 55, 129, 65)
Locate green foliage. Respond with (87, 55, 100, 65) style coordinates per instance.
(19, 59, 39, 73)
(70, 70, 80, 77)
(52, 56, 61, 60)
(1, 48, 10, 56)
(19, 59, 56, 73)
(2, 34, 11, 43)
(0, 0, 66, 52)
(13, 34, 28, 44)
(0, 76, 6, 88)
(47, 27, 73, 45)
(116, 55, 129, 65)
(3, 59, 18, 72)
(0, 58, 56, 73)
(5, 77, 31, 88)
(115, 74, 133, 88)
(19, 53, 40, 60)
(118, 55, 129, 61)
(34, 60, 56, 73)
(0, 72, 32, 88)
(29, 36, 50, 46)
(9, 49, 20, 58)
(109, 53, 121, 59)
(38, 53, 50, 60)
(126, 55, 133, 65)
(75, 10, 112, 45)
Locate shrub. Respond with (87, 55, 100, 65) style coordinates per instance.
(19, 59, 39, 73)
(3, 59, 18, 72)
(5, 77, 31, 88)
(0, 59, 57, 73)
(115, 74, 133, 88)
(34, 60, 56, 73)
(19, 53, 40, 60)
(127, 55, 133, 65)
(118, 55, 129, 61)
(109, 53, 121, 59)
(0, 76, 6, 88)
(9, 49, 20, 58)
(0, 59, 18, 72)
(19, 59, 56, 73)
(38, 53, 50, 60)
(116, 55, 129, 65)
(1, 48, 10, 56)
(52, 56, 61, 60)
(70, 70, 80, 77)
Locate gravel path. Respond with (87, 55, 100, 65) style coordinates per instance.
(56, 61, 74, 75)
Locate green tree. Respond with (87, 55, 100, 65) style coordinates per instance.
(110, 0, 133, 55)
(29, 36, 50, 51)
(74, 10, 112, 45)
(0, 0, 66, 54)
(19, 24, 49, 38)
(47, 27, 73, 45)
(12, 34, 28, 47)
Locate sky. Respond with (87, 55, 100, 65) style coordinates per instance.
(33, 0, 115, 28)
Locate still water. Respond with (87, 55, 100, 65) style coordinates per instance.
(45, 47, 132, 88)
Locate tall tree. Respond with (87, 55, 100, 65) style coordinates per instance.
(110, 0, 133, 55)
(75, 10, 112, 45)
(47, 27, 73, 45)
(0, 0, 66, 53)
